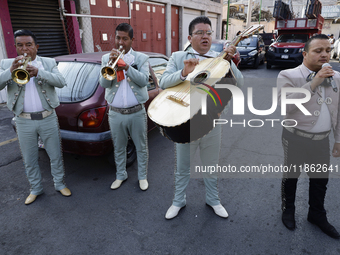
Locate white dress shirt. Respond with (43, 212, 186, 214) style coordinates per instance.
(110, 49, 139, 108)
(23, 59, 45, 113)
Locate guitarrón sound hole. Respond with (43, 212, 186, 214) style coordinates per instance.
(194, 73, 208, 84)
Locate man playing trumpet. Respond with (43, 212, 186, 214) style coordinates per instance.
(99, 23, 149, 191)
(0, 29, 71, 204)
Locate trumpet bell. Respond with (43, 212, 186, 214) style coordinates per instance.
(12, 68, 30, 85)
(101, 66, 116, 81)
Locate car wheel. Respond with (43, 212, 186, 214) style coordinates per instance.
(253, 57, 259, 69)
(108, 137, 137, 167)
(266, 62, 272, 69)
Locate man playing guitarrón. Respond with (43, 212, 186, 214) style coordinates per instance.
(160, 16, 243, 219)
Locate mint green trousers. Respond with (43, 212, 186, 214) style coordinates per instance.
(172, 125, 222, 207)
(108, 108, 148, 180)
(15, 111, 66, 195)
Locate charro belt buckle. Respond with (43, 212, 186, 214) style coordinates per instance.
(122, 109, 129, 114)
(312, 135, 322, 140)
(31, 113, 43, 120)
(296, 130, 312, 139)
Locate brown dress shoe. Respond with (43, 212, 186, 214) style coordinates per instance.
(59, 187, 72, 196)
(25, 194, 38, 205)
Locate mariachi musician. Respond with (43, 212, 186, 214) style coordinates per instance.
(99, 23, 149, 191)
(0, 29, 71, 205)
(159, 16, 244, 219)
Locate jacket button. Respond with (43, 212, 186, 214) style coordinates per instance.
(312, 121, 316, 124)
(112, 92, 115, 95)
(38, 81, 42, 85)
(116, 85, 119, 87)
(42, 90, 46, 93)
(314, 110, 320, 117)
(134, 92, 137, 95)
(131, 86, 134, 89)
(325, 97, 332, 105)
(47, 98, 50, 101)
(127, 77, 131, 82)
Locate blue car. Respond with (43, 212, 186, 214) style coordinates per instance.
(236, 35, 266, 68)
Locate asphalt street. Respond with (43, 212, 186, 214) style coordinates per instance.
(1, 60, 340, 255)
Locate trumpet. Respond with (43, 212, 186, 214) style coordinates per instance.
(101, 46, 125, 81)
(11, 53, 31, 85)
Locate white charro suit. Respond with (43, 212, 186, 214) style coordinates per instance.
(159, 48, 243, 207)
(99, 49, 149, 181)
(0, 56, 67, 195)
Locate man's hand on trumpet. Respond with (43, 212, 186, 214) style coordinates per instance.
(26, 64, 39, 77)
(109, 48, 129, 71)
(109, 48, 120, 62)
(10, 55, 26, 73)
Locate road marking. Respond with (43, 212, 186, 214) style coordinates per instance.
(0, 137, 18, 147)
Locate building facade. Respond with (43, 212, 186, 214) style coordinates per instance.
(0, 0, 223, 59)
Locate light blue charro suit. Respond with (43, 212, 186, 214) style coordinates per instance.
(0, 56, 67, 195)
(99, 49, 149, 181)
(159, 48, 244, 207)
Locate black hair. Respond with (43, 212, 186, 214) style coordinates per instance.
(188, 16, 211, 35)
(14, 29, 37, 45)
(116, 23, 134, 39)
(304, 34, 329, 52)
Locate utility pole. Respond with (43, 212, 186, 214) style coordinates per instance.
(246, 0, 252, 28)
(259, 0, 262, 24)
(226, 0, 230, 39)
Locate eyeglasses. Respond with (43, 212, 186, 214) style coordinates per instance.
(191, 30, 213, 37)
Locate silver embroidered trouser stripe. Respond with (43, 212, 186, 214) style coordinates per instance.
(15, 111, 66, 195)
(172, 125, 222, 207)
(108, 108, 148, 180)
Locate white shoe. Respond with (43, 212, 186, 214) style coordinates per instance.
(110, 179, 126, 189)
(139, 179, 148, 191)
(165, 205, 183, 219)
(211, 204, 228, 218)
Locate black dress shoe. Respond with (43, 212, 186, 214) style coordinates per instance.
(282, 211, 296, 230)
(307, 216, 340, 239)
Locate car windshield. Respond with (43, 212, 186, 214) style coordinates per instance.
(211, 43, 224, 52)
(149, 57, 168, 82)
(56, 62, 101, 102)
(237, 37, 258, 47)
(148, 57, 168, 71)
(277, 34, 309, 43)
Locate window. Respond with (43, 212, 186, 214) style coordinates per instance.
(277, 34, 309, 43)
(149, 57, 168, 85)
(211, 43, 224, 52)
(237, 37, 258, 47)
(56, 62, 101, 102)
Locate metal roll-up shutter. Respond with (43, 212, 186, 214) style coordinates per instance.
(8, 0, 69, 57)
